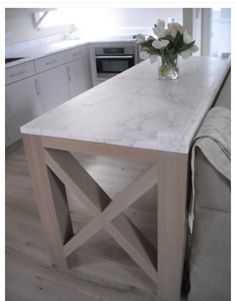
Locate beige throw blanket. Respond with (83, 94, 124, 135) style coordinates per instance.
(189, 106, 231, 232)
(182, 106, 231, 297)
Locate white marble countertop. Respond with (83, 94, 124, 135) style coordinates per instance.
(21, 56, 231, 154)
(5, 37, 135, 68)
(5, 39, 89, 68)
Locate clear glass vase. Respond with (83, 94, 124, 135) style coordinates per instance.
(158, 54, 179, 80)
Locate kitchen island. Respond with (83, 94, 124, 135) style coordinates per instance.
(21, 56, 230, 301)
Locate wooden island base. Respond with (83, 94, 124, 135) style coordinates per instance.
(23, 134, 188, 301)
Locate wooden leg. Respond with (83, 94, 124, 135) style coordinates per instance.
(157, 152, 188, 301)
(23, 135, 189, 300)
(22, 135, 75, 269)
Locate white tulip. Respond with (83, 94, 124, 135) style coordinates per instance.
(168, 22, 184, 38)
(156, 19, 165, 29)
(191, 44, 199, 53)
(140, 51, 150, 60)
(152, 19, 167, 38)
(163, 28, 169, 36)
(150, 55, 158, 64)
(136, 33, 146, 44)
(183, 30, 193, 44)
(180, 43, 199, 59)
(176, 23, 184, 33)
(152, 27, 167, 39)
(180, 49, 192, 59)
(152, 39, 169, 49)
(168, 23, 176, 38)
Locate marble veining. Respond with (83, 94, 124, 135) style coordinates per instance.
(21, 56, 231, 154)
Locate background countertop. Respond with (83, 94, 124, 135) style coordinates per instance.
(5, 36, 136, 68)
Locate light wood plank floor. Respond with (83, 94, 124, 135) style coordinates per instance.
(6, 144, 161, 301)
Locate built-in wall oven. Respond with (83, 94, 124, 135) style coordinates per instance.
(93, 42, 137, 85)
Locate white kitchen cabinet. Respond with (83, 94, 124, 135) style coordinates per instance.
(36, 65, 70, 112)
(6, 61, 36, 85)
(34, 52, 65, 73)
(6, 76, 43, 145)
(66, 55, 92, 99)
(5, 44, 93, 147)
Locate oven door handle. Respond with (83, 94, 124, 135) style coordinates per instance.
(96, 55, 134, 59)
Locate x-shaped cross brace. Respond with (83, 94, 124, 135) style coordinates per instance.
(44, 148, 158, 283)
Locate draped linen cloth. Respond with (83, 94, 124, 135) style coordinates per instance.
(189, 106, 231, 231)
(182, 106, 231, 298)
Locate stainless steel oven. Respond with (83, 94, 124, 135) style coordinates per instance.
(95, 46, 135, 80)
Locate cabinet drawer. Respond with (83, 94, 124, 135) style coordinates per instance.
(34, 52, 65, 73)
(5, 61, 36, 85)
(64, 45, 88, 63)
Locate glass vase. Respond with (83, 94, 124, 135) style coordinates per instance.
(158, 54, 179, 80)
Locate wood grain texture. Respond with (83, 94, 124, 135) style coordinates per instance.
(22, 135, 75, 268)
(6, 145, 160, 301)
(44, 149, 111, 214)
(156, 153, 189, 301)
(9, 139, 189, 301)
(62, 160, 157, 257)
(44, 148, 158, 282)
(41, 136, 159, 162)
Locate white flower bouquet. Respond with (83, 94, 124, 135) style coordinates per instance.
(136, 19, 199, 79)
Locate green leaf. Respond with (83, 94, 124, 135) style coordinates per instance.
(140, 39, 154, 48)
(165, 48, 177, 64)
(163, 34, 175, 44)
(147, 35, 155, 41)
(148, 47, 161, 56)
(178, 41, 195, 53)
(174, 32, 184, 52)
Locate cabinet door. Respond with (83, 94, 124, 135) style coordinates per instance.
(36, 65, 70, 112)
(6, 76, 43, 144)
(67, 56, 92, 99)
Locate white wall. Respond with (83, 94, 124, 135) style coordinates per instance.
(98, 8, 182, 27)
(5, 7, 183, 45)
(75, 7, 183, 38)
(5, 8, 73, 45)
